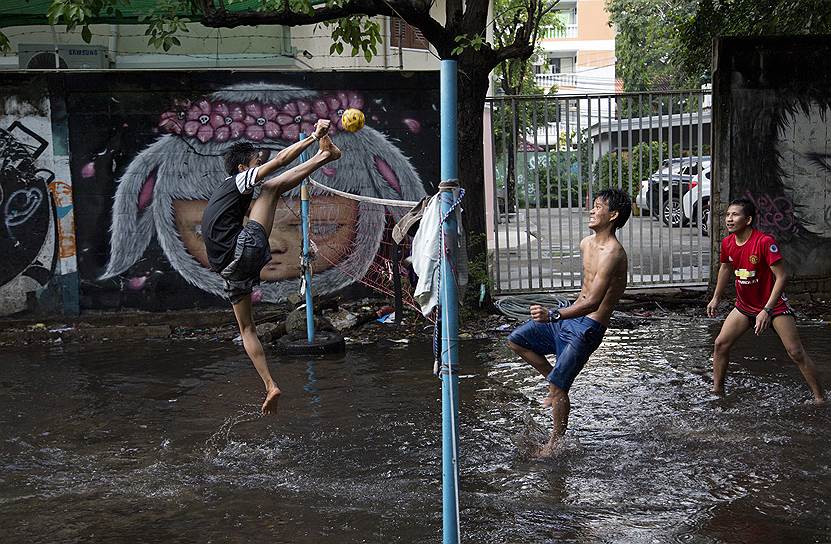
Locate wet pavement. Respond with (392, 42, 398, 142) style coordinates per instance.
(1, 318, 830, 543)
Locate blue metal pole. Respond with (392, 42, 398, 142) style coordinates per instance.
(299, 133, 315, 344)
(440, 59, 460, 544)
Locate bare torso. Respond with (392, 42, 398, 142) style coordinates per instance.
(576, 234, 628, 326)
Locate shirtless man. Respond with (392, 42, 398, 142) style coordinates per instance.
(507, 188, 631, 456)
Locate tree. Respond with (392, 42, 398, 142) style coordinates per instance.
(606, 0, 696, 92)
(491, 0, 559, 213)
(673, 0, 831, 84)
(11, 0, 558, 245)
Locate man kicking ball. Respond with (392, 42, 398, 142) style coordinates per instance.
(707, 197, 825, 404)
(507, 188, 631, 456)
(201, 120, 341, 415)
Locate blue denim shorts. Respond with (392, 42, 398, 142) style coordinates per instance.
(220, 220, 272, 304)
(508, 315, 606, 392)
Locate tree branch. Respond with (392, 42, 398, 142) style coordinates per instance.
(197, 0, 452, 56)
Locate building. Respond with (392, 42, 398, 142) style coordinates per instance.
(533, 0, 617, 95)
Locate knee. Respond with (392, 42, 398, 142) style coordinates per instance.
(507, 340, 524, 355)
(786, 345, 808, 364)
(714, 335, 732, 354)
(238, 321, 257, 337)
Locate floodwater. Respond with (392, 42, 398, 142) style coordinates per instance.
(1, 319, 830, 543)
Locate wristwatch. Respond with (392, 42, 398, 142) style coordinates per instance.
(763, 307, 774, 316)
(548, 308, 561, 322)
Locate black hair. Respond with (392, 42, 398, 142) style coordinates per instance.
(223, 142, 258, 176)
(596, 188, 631, 230)
(727, 197, 756, 225)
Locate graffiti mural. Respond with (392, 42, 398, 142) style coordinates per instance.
(0, 106, 59, 315)
(67, 72, 439, 310)
(715, 37, 831, 282)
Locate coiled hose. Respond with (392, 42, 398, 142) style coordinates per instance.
(494, 294, 572, 321)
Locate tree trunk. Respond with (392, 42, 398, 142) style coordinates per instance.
(455, 58, 491, 239)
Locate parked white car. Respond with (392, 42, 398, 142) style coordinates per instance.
(635, 158, 686, 215)
(681, 163, 711, 236)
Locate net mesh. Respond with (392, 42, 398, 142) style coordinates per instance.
(287, 176, 424, 317)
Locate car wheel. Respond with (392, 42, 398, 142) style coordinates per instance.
(661, 196, 683, 228)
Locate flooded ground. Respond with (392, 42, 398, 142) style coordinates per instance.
(1, 319, 830, 543)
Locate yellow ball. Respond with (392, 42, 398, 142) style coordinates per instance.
(341, 108, 365, 133)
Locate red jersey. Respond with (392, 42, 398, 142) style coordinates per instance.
(720, 229, 789, 314)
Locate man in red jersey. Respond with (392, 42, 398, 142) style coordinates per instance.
(707, 198, 825, 403)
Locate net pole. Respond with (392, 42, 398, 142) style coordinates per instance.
(392, 243, 403, 325)
(299, 133, 315, 344)
(440, 59, 461, 544)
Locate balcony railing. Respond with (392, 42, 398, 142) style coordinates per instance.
(535, 72, 578, 88)
(540, 24, 578, 39)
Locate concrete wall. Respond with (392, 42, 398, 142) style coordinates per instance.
(712, 36, 831, 292)
(0, 71, 439, 317)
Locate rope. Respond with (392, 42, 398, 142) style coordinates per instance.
(433, 187, 464, 540)
(308, 176, 421, 208)
(494, 294, 572, 321)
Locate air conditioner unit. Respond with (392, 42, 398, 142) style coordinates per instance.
(18, 44, 109, 69)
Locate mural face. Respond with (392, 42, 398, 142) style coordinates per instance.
(719, 39, 831, 282)
(67, 74, 438, 309)
(0, 101, 58, 315)
(775, 102, 831, 239)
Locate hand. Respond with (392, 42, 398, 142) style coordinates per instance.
(530, 305, 549, 323)
(313, 119, 330, 139)
(706, 297, 720, 318)
(754, 310, 771, 335)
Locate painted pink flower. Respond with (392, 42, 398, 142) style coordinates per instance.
(158, 99, 190, 135)
(313, 91, 365, 133)
(228, 104, 247, 139)
(277, 100, 316, 141)
(242, 101, 281, 141)
(184, 99, 216, 143)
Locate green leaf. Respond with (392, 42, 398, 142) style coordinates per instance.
(81, 25, 92, 43)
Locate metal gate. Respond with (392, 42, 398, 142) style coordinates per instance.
(486, 91, 712, 294)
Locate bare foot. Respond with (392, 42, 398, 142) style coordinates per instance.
(533, 439, 565, 458)
(318, 135, 342, 161)
(812, 396, 826, 406)
(261, 385, 282, 415)
(542, 392, 556, 408)
(710, 386, 724, 396)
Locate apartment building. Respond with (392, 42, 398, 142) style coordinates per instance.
(533, 0, 617, 95)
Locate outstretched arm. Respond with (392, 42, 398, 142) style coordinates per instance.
(255, 119, 330, 181)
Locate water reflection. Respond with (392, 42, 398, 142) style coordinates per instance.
(0, 320, 829, 542)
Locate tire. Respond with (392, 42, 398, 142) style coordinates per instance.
(661, 196, 684, 228)
(701, 202, 710, 237)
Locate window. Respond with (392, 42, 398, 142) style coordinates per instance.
(390, 18, 429, 50)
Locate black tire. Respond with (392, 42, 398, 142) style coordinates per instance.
(701, 202, 710, 237)
(661, 196, 684, 228)
(275, 330, 345, 355)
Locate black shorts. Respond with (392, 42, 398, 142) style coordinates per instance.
(220, 220, 272, 304)
(736, 306, 794, 325)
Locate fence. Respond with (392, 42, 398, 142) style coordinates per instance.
(486, 91, 712, 294)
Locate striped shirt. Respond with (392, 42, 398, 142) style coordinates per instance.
(201, 166, 263, 272)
